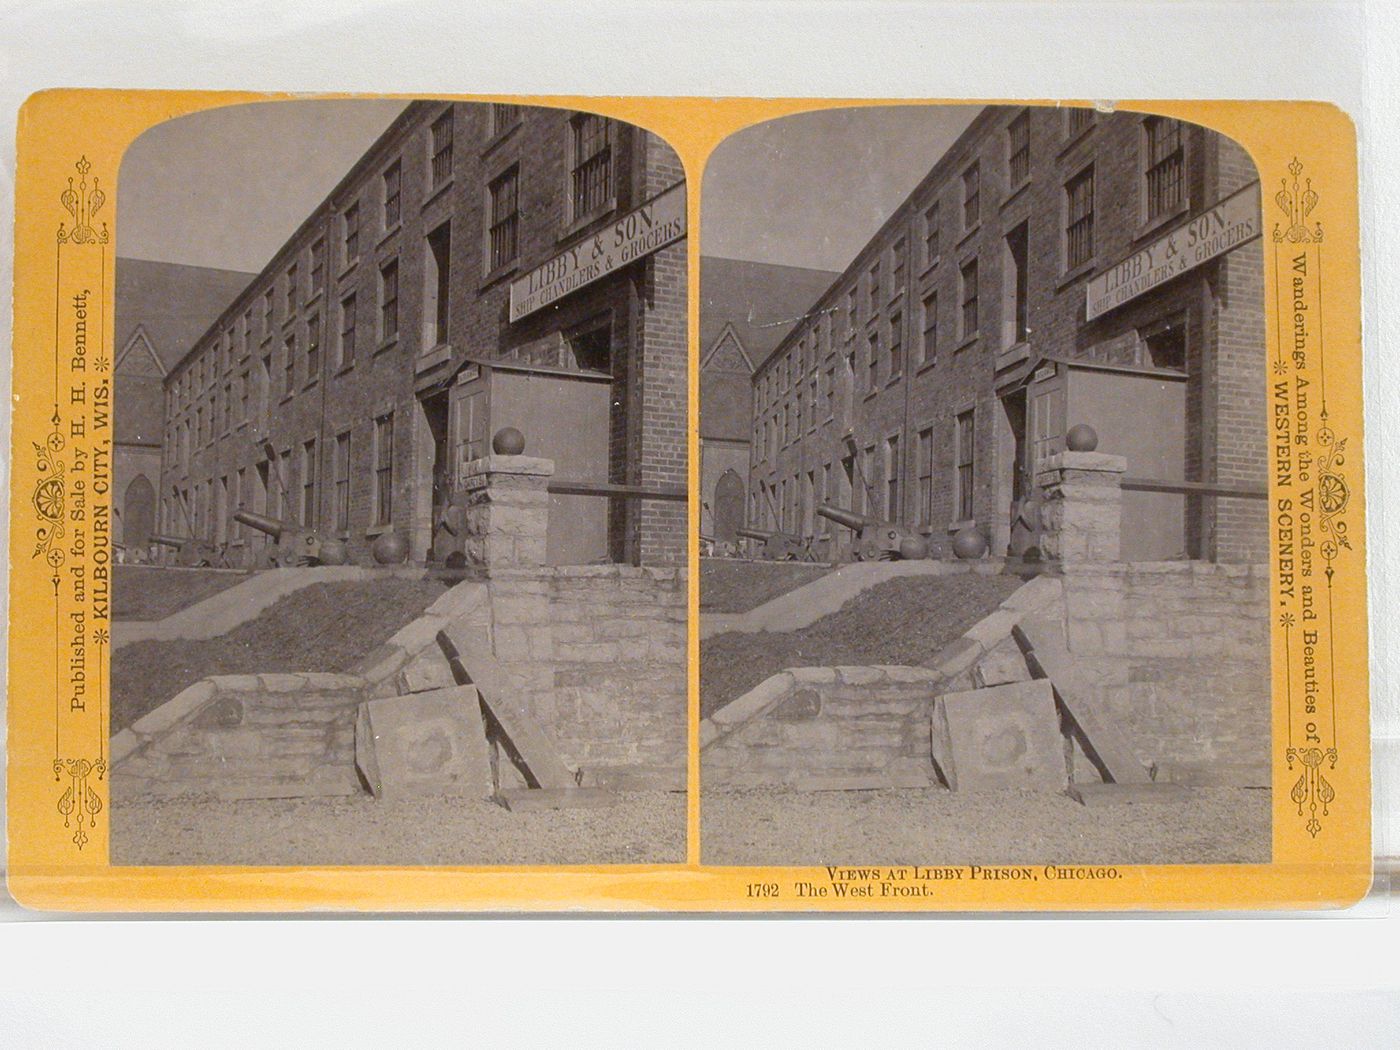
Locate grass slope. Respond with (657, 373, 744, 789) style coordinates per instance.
(111, 577, 448, 732)
(699, 559, 833, 614)
(114, 565, 254, 621)
(700, 572, 1022, 718)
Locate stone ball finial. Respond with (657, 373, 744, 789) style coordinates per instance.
(492, 426, 526, 455)
(1065, 424, 1099, 452)
(951, 526, 988, 560)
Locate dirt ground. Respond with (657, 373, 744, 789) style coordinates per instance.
(700, 573, 1022, 717)
(111, 791, 685, 866)
(699, 559, 833, 613)
(701, 787, 1271, 866)
(113, 565, 253, 621)
(111, 577, 449, 732)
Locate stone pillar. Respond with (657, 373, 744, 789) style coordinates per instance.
(462, 454, 554, 572)
(1036, 451, 1126, 563)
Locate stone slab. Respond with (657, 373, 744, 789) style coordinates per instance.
(579, 765, 687, 791)
(494, 787, 616, 812)
(973, 639, 1033, 688)
(354, 684, 493, 800)
(932, 679, 1067, 793)
(436, 624, 576, 789)
(1012, 624, 1152, 784)
(1071, 782, 1194, 806)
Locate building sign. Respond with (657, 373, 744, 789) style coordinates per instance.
(510, 181, 686, 322)
(1085, 182, 1261, 322)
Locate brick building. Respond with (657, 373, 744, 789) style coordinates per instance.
(158, 101, 687, 568)
(698, 256, 837, 546)
(114, 258, 256, 558)
(747, 105, 1265, 563)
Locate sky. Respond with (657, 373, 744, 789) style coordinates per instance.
(702, 105, 980, 272)
(117, 99, 409, 272)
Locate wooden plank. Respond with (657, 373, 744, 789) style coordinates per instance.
(1011, 624, 1153, 785)
(435, 626, 578, 790)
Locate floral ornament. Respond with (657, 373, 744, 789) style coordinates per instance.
(1272, 157, 1322, 244)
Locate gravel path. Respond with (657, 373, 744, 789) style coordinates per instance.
(701, 787, 1270, 866)
(112, 792, 685, 866)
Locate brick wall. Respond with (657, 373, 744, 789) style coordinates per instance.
(160, 103, 687, 568)
(749, 108, 1267, 564)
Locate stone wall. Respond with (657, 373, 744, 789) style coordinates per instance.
(546, 565, 687, 770)
(1048, 562, 1270, 778)
(111, 672, 368, 800)
(702, 666, 944, 790)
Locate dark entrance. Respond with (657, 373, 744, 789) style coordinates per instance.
(713, 469, 744, 545)
(124, 474, 156, 555)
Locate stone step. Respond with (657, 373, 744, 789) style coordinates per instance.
(1070, 782, 1195, 806)
(580, 764, 686, 791)
(494, 787, 616, 812)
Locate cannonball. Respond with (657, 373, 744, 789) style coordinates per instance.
(1065, 423, 1099, 452)
(444, 550, 468, 570)
(372, 530, 410, 565)
(316, 539, 349, 566)
(898, 535, 930, 560)
(492, 426, 526, 455)
(951, 526, 988, 560)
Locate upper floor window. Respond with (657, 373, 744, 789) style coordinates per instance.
(923, 202, 940, 266)
(342, 202, 360, 266)
(1143, 116, 1184, 220)
(489, 103, 522, 137)
(569, 112, 614, 221)
(1066, 107, 1094, 138)
(1008, 111, 1030, 186)
(959, 257, 979, 340)
(868, 261, 880, 314)
(383, 160, 402, 229)
(488, 165, 520, 271)
(891, 238, 906, 297)
(310, 238, 325, 296)
(962, 162, 980, 229)
(1066, 165, 1095, 270)
(285, 263, 297, 315)
(379, 258, 399, 342)
(430, 110, 454, 189)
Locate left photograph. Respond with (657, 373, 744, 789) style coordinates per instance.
(107, 99, 689, 865)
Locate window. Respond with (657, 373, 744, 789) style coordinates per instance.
(867, 329, 880, 391)
(263, 289, 274, 337)
(430, 110, 454, 188)
(374, 413, 394, 525)
(921, 291, 938, 367)
(822, 364, 835, 419)
(334, 430, 352, 531)
(342, 202, 360, 265)
(306, 313, 320, 384)
(1066, 166, 1095, 270)
(1144, 116, 1184, 220)
(923, 202, 940, 266)
(285, 263, 297, 315)
(846, 286, 857, 335)
(379, 258, 399, 342)
(891, 238, 906, 296)
(233, 469, 245, 539)
(258, 352, 272, 424)
(1004, 222, 1029, 346)
(960, 257, 979, 340)
(569, 112, 613, 220)
(956, 410, 975, 522)
(488, 166, 519, 271)
(239, 369, 250, 424)
(301, 438, 318, 527)
(222, 381, 232, 433)
(283, 334, 296, 396)
(310, 238, 325, 295)
(1143, 318, 1187, 371)
(963, 162, 980, 229)
(808, 375, 818, 430)
(1008, 110, 1030, 186)
(338, 294, 356, 369)
(243, 309, 254, 356)
(1067, 107, 1094, 138)
(888, 311, 903, 380)
(885, 435, 901, 521)
(424, 223, 451, 348)
(868, 261, 880, 314)
(383, 160, 402, 229)
(917, 426, 935, 527)
(489, 103, 521, 137)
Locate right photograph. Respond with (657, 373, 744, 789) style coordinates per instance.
(698, 103, 1271, 866)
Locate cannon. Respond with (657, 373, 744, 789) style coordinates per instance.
(816, 503, 929, 562)
(735, 526, 818, 562)
(233, 510, 347, 567)
(152, 533, 227, 568)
